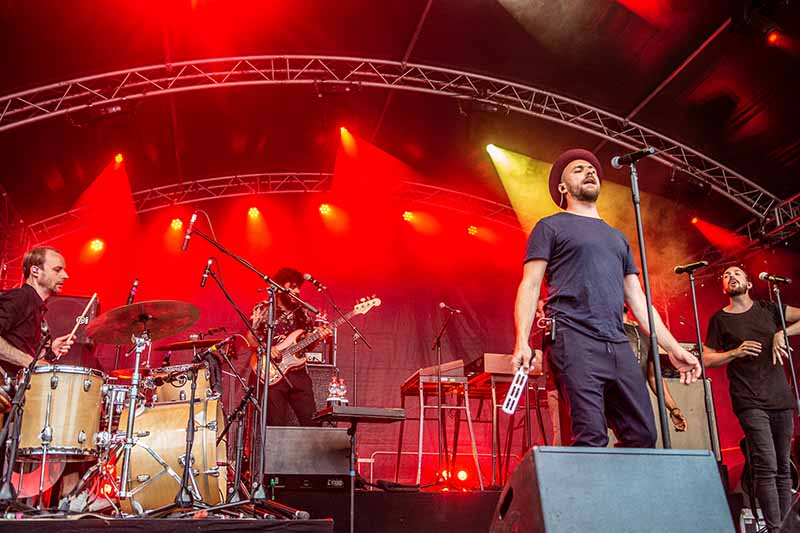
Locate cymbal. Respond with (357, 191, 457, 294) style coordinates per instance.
(110, 366, 154, 379)
(155, 338, 223, 352)
(86, 300, 200, 345)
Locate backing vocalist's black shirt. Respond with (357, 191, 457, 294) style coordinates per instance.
(0, 284, 47, 377)
(705, 300, 794, 414)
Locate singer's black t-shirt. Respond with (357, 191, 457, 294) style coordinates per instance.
(524, 212, 639, 342)
(705, 300, 794, 414)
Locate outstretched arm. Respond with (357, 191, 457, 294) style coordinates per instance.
(624, 274, 700, 384)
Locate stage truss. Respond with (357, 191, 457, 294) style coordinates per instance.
(0, 55, 798, 247)
(23, 173, 521, 247)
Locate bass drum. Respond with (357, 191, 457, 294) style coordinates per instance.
(117, 398, 227, 514)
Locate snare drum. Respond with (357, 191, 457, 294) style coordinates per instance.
(117, 398, 227, 514)
(17, 365, 105, 461)
(153, 363, 213, 402)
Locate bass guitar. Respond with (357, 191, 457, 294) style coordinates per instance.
(250, 297, 381, 386)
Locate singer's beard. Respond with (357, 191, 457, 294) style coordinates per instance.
(567, 182, 600, 203)
(724, 284, 748, 297)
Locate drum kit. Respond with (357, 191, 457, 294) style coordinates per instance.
(1, 299, 246, 516)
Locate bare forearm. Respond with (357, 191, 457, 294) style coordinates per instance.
(647, 362, 678, 410)
(0, 336, 33, 367)
(702, 346, 737, 368)
(514, 282, 541, 349)
(780, 320, 800, 337)
(633, 306, 683, 355)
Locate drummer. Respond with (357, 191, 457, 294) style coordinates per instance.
(0, 246, 74, 380)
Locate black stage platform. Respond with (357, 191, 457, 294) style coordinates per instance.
(0, 492, 500, 533)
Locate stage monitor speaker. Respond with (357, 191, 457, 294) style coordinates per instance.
(490, 446, 734, 533)
(608, 378, 721, 461)
(44, 293, 101, 368)
(266, 426, 350, 490)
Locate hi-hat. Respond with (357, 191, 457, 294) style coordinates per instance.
(86, 300, 200, 345)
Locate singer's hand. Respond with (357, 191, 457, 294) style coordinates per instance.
(667, 346, 700, 385)
(772, 333, 791, 366)
(734, 340, 762, 359)
(512, 344, 534, 373)
(51, 334, 75, 358)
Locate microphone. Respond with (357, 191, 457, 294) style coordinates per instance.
(181, 211, 198, 252)
(674, 260, 709, 275)
(303, 273, 327, 291)
(611, 147, 656, 169)
(759, 272, 792, 285)
(126, 278, 139, 305)
(200, 258, 213, 288)
(203, 335, 236, 354)
(439, 302, 462, 314)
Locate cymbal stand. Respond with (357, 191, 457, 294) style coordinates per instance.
(118, 331, 151, 502)
(217, 385, 255, 503)
(0, 334, 51, 511)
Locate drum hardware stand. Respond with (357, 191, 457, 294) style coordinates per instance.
(188, 234, 314, 519)
(0, 334, 51, 511)
(216, 386, 255, 503)
(316, 286, 372, 405)
(429, 306, 458, 487)
(621, 158, 672, 448)
(676, 266, 722, 461)
(118, 331, 151, 501)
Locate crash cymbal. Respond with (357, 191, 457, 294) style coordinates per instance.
(86, 300, 200, 345)
(155, 338, 223, 352)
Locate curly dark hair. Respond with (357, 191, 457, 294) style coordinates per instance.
(273, 267, 304, 287)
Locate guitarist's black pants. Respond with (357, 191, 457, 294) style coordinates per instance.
(266, 368, 319, 426)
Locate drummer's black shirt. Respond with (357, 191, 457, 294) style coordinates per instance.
(0, 284, 47, 377)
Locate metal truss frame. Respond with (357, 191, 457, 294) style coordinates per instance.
(1, 55, 797, 245)
(24, 173, 522, 246)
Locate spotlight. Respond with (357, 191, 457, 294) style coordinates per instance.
(90, 239, 105, 252)
(248, 207, 260, 219)
(340, 126, 348, 135)
(319, 203, 332, 215)
(766, 29, 781, 45)
(457, 470, 468, 482)
(467, 225, 478, 236)
(170, 218, 183, 231)
(691, 216, 699, 225)
(402, 211, 414, 222)
(486, 144, 496, 154)
(114, 153, 124, 164)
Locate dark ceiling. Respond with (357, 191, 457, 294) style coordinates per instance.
(0, 0, 798, 239)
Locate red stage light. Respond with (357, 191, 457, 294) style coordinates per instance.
(90, 239, 105, 252)
(114, 153, 124, 164)
(101, 482, 114, 496)
(691, 216, 698, 225)
(319, 203, 332, 215)
(402, 211, 414, 222)
(766, 30, 780, 45)
(248, 207, 260, 219)
(170, 218, 183, 231)
(467, 225, 478, 236)
(457, 470, 468, 482)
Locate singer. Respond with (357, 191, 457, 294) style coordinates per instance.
(246, 267, 331, 426)
(703, 265, 800, 531)
(512, 148, 700, 448)
(0, 246, 75, 379)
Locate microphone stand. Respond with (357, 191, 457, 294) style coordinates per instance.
(771, 282, 800, 415)
(624, 161, 671, 448)
(317, 288, 372, 405)
(0, 334, 51, 510)
(431, 308, 457, 484)
(677, 269, 721, 460)
(189, 227, 312, 518)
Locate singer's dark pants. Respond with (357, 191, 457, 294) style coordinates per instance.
(738, 408, 794, 531)
(547, 326, 657, 448)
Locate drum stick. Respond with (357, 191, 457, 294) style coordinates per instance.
(64, 292, 97, 344)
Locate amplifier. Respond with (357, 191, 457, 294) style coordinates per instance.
(265, 426, 350, 490)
